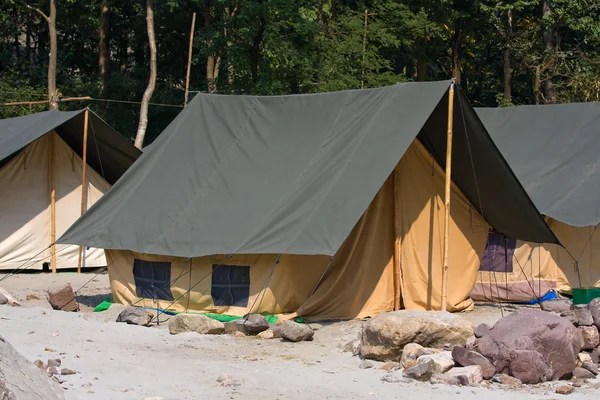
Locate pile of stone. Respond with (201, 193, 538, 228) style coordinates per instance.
(115, 309, 315, 342)
(32, 358, 77, 384)
(350, 305, 600, 391)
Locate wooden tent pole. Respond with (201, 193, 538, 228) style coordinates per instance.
(49, 133, 57, 273)
(184, 13, 196, 107)
(77, 109, 89, 273)
(441, 81, 455, 312)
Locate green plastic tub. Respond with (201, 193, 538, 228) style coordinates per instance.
(572, 287, 600, 305)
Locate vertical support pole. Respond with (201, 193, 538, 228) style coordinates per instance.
(49, 133, 56, 273)
(392, 169, 401, 310)
(441, 81, 455, 312)
(184, 13, 197, 107)
(77, 109, 89, 273)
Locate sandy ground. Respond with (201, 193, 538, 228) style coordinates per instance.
(0, 271, 598, 400)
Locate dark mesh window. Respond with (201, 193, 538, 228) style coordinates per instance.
(479, 232, 516, 273)
(211, 265, 250, 307)
(133, 259, 174, 300)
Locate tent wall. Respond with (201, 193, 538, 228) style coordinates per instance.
(471, 218, 600, 302)
(0, 131, 110, 270)
(106, 140, 489, 319)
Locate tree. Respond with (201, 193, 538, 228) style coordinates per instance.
(134, 0, 157, 149)
(99, 0, 111, 113)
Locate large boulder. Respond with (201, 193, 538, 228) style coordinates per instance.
(360, 310, 474, 361)
(47, 284, 78, 312)
(540, 299, 572, 314)
(589, 298, 600, 329)
(116, 307, 153, 326)
(452, 347, 495, 379)
(280, 321, 314, 342)
(578, 326, 599, 350)
(0, 335, 65, 399)
(477, 309, 581, 383)
(168, 314, 224, 334)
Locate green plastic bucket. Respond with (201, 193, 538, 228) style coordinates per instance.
(572, 287, 600, 305)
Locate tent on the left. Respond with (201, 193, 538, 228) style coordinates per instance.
(0, 109, 141, 271)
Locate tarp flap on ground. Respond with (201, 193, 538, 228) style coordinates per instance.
(58, 80, 556, 257)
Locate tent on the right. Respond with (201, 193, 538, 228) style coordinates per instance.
(472, 103, 600, 302)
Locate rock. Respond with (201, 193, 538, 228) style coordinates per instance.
(491, 374, 522, 386)
(476, 309, 581, 383)
(342, 339, 361, 356)
(379, 362, 401, 372)
(589, 298, 600, 329)
(168, 314, 225, 335)
(233, 331, 246, 338)
(116, 307, 153, 327)
(0, 287, 20, 306)
(561, 311, 579, 325)
(400, 343, 442, 369)
(579, 352, 592, 363)
(359, 360, 373, 369)
(46, 367, 59, 377)
(581, 361, 598, 375)
(556, 385, 575, 395)
(540, 299, 572, 314)
(573, 367, 595, 379)
(574, 309, 594, 326)
(47, 359, 61, 368)
(60, 369, 76, 376)
(465, 336, 477, 350)
(445, 365, 483, 385)
(270, 324, 282, 339)
(47, 284, 78, 312)
(280, 321, 314, 342)
(403, 359, 436, 381)
(430, 374, 461, 386)
(591, 348, 599, 364)
(570, 378, 584, 387)
(578, 326, 600, 350)
(216, 374, 242, 388)
(257, 329, 274, 339)
(452, 347, 494, 379)
(0, 335, 65, 399)
(360, 310, 473, 361)
(240, 315, 270, 335)
(26, 294, 40, 301)
(415, 351, 455, 374)
(33, 360, 45, 369)
(474, 324, 491, 338)
(381, 374, 412, 384)
(509, 349, 552, 384)
(0, 293, 8, 305)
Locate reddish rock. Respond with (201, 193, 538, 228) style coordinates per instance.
(47, 284, 78, 312)
(581, 361, 598, 375)
(573, 309, 594, 326)
(474, 324, 491, 338)
(477, 309, 581, 383)
(540, 299, 572, 314)
(589, 298, 600, 329)
(509, 349, 552, 384)
(556, 385, 574, 395)
(445, 365, 483, 385)
(452, 347, 495, 379)
(573, 367, 595, 379)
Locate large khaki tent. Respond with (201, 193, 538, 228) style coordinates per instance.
(472, 103, 600, 302)
(58, 81, 556, 320)
(0, 110, 141, 271)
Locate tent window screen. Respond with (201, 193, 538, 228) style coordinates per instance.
(479, 232, 516, 273)
(211, 265, 250, 307)
(132, 259, 174, 301)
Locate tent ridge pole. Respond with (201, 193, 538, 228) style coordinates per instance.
(50, 133, 56, 273)
(441, 81, 455, 312)
(77, 109, 89, 273)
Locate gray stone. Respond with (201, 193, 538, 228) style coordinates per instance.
(465, 336, 477, 350)
(239, 314, 269, 335)
(216, 374, 242, 388)
(415, 351, 455, 374)
(0, 335, 65, 399)
(452, 347, 495, 379)
(556, 385, 575, 395)
(116, 307, 153, 327)
(381, 374, 412, 384)
(47, 284, 78, 312)
(59, 369, 76, 376)
(477, 309, 581, 383)
(582, 361, 598, 375)
(474, 324, 491, 338)
(0, 293, 8, 305)
(342, 339, 361, 356)
(540, 299, 572, 314)
(270, 324, 282, 339)
(491, 374, 522, 386)
(561, 311, 579, 325)
(591, 348, 599, 364)
(360, 310, 473, 362)
(509, 349, 552, 384)
(430, 374, 461, 386)
(445, 365, 483, 385)
(168, 314, 225, 335)
(46, 367, 59, 377)
(403, 359, 436, 381)
(280, 321, 314, 342)
(359, 360, 373, 369)
(573, 367, 595, 379)
(589, 298, 600, 329)
(47, 359, 61, 368)
(573, 309, 594, 326)
(400, 343, 441, 369)
(578, 326, 600, 350)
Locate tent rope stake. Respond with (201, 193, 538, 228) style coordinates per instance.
(441, 81, 455, 312)
(77, 109, 89, 273)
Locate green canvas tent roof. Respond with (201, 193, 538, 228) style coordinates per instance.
(476, 103, 600, 227)
(0, 109, 141, 184)
(58, 81, 557, 257)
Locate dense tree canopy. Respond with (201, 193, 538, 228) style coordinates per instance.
(1, 0, 599, 146)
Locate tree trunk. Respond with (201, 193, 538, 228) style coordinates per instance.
(534, 65, 541, 105)
(542, 0, 558, 103)
(99, 0, 111, 113)
(118, 26, 128, 73)
(503, 9, 512, 104)
(251, 1, 266, 83)
(134, 0, 157, 150)
(451, 20, 462, 83)
(224, 7, 237, 87)
(25, 14, 31, 66)
(416, 58, 428, 81)
(204, 1, 220, 94)
(48, 0, 58, 110)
